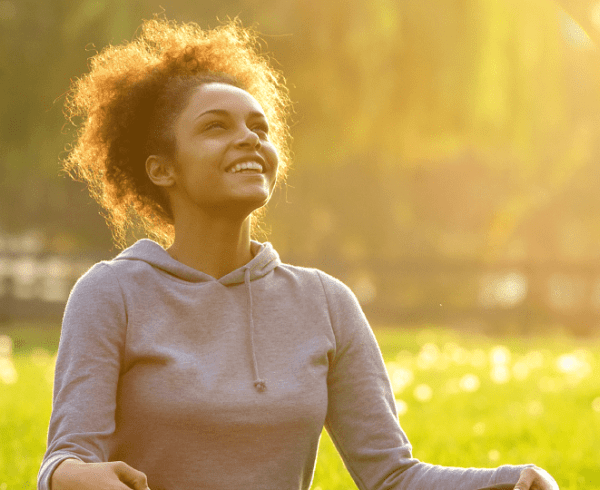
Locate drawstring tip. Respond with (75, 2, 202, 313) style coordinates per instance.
(253, 379, 267, 392)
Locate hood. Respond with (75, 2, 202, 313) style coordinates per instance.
(113, 239, 281, 285)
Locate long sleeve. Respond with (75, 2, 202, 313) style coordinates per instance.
(37, 263, 127, 490)
(318, 271, 531, 490)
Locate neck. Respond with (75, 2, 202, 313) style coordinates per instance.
(167, 211, 254, 279)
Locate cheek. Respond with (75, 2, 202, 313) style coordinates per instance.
(266, 143, 279, 169)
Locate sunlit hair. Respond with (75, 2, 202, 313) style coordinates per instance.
(62, 16, 292, 248)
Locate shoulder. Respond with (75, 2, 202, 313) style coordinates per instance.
(276, 263, 360, 308)
(276, 263, 346, 288)
(67, 261, 124, 306)
(74, 239, 159, 286)
(73, 260, 120, 290)
(62, 260, 128, 333)
(279, 266, 373, 349)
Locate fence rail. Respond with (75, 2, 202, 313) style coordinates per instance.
(1, 251, 599, 333)
(299, 255, 600, 334)
(0, 251, 100, 323)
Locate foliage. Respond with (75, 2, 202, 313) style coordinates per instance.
(1, 324, 599, 489)
(2, 0, 600, 261)
(4, 1, 600, 331)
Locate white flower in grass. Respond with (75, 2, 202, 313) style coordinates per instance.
(556, 353, 580, 373)
(417, 343, 440, 370)
(591, 397, 600, 413)
(390, 365, 414, 394)
(413, 383, 433, 402)
(556, 350, 592, 382)
(473, 422, 486, 436)
(0, 357, 17, 384)
(491, 365, 510, 384)
(488, 449, 500, 461)
(395, 399, 408, 416)
(490, 345, 511, 365)
(527, 400, 544, 417)
(459, 374, 480, 392)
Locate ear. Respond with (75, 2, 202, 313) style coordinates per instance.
(146, 155, 176, 188)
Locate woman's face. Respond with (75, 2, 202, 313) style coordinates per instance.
(165, 82, 279, 220)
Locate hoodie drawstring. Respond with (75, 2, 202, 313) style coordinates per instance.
(244, 267, 266, 392)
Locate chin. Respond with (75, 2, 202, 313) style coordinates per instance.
(221, 194, 271, 219)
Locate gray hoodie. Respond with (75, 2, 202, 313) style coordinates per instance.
(38, 239, 530, 490)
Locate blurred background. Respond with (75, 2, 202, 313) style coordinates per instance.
(2, 0, 600, 335)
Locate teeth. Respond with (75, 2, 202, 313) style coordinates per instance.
(229, 161, 264, 173)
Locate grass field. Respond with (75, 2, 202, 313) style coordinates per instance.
(1, 322, 599, 489)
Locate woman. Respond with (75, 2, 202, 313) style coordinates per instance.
(39, 17, 559, 490)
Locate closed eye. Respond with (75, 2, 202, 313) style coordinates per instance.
(252, 123, 269, 136)
(205, 121, 227, 131)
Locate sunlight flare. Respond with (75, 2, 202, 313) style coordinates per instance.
(491, 365, 510, 384)
(473, 422, 486, 436)
(490, 345, 511, 365)
(459, 374, 480, 392)
(413, 383, 433, 402)
(395, 399, 408, 416)
(488, 450, 500, 462)
(556, 350, 592, 379)
(0, 357, 18, 384)
(417, 343, 441, 370)
(387, 363, 414, 394)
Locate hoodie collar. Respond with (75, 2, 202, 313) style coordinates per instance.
(113, 239, 281, 285)
(114, 238, 276, 392)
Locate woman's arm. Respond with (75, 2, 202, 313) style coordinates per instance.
(37, 263, 129, 490)
(317, 270, 544, 490)
(51, 458, 150, 490)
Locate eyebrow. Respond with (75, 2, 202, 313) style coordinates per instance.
(194, 109, 267, 121)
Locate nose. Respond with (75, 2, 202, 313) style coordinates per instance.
(236, 127, 261, 149)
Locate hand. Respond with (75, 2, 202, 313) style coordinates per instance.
(514, 466, 559, 490)
(51, 458, 151, 490)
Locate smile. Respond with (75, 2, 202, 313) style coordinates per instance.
(228, 161, 264, 173)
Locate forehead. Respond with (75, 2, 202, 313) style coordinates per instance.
(181, 83, 266, 119)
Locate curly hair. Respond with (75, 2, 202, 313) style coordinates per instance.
(62, 16, 292, 248)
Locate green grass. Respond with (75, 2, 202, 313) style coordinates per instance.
(1, 323, 599, 489)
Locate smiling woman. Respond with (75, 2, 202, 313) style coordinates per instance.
(146, 84, 279, 228)
(61, 17, 291, 249)
(39, 15, 559, 490)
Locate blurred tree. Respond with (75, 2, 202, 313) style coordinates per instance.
(0, 0, 148, 250)
(269, 0, 595, 264)
(1, 0, 600, 268)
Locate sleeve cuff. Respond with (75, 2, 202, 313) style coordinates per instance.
(37, 453, 83, 490)
(490, 464, 535, 486)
